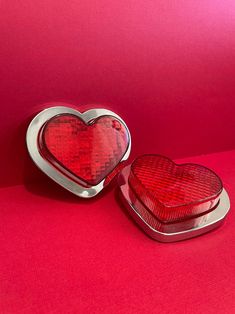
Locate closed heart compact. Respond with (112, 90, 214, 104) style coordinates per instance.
(118, 155, 230, 242)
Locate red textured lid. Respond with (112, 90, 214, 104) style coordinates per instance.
(38, 113, 129, 187)
(129, 155, 223, 223)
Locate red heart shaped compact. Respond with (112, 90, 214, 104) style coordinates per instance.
(27, 105, 131, 198)
(119, 155, 230, 242)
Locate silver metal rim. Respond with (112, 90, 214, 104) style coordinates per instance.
(26, 106, 131, 198)
(119, 165, 230, 242)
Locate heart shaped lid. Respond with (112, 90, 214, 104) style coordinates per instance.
(129, 155, 223, 223)
(39, 114, 129, 186)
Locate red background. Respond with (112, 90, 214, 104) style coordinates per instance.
(0, 1, 235, 313)
(1, 0, 235, 187)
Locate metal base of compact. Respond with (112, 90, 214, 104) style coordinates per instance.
(118, 166, 230, 242)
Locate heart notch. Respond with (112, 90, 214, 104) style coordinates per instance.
(118, 155, 230, 242)
(27, 105, 131, 198)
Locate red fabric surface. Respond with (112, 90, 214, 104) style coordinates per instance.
(1, 150, 235, 313)
(1, 0, 235, 187)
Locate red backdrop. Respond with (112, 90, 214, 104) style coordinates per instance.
(1, 0, 235, 187)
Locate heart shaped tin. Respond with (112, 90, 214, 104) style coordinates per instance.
(26, 105, 131, 198)
(118, 155, 230, 242)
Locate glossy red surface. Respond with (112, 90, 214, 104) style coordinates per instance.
(40, 114, 129, 186)
(129, 155, 223, 222)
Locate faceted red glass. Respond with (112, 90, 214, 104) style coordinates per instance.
(129, 155, 223, 223)
(39, 114, 129, 186)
